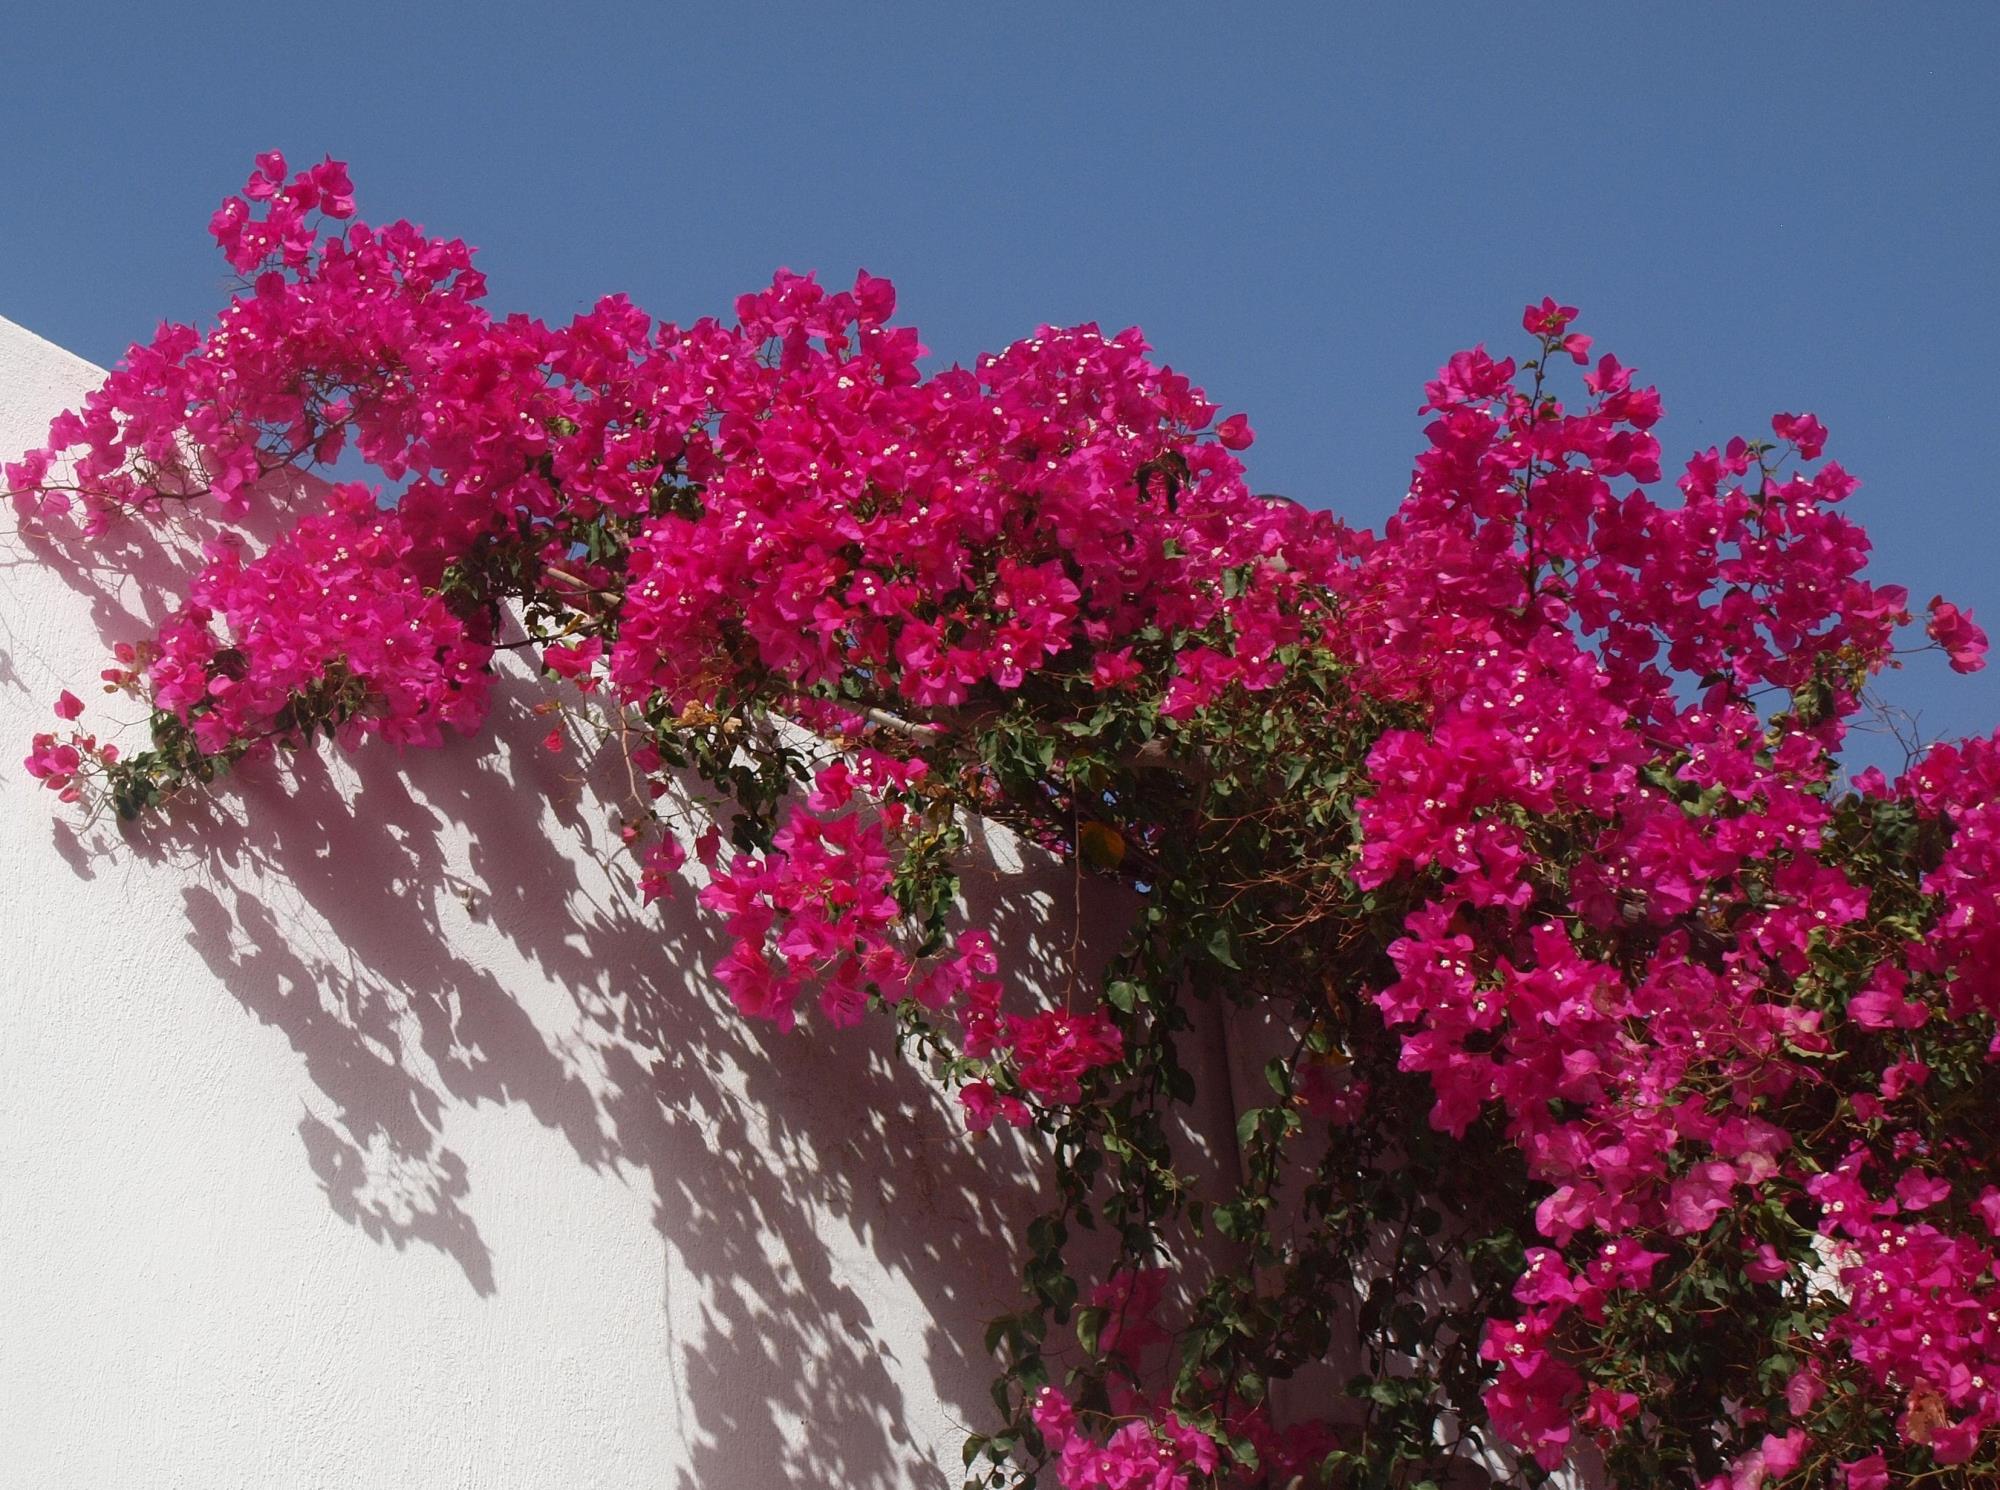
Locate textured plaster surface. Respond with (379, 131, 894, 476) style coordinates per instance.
(0, 315, 1243, 1489)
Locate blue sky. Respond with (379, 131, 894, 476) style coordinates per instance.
(4, 3, 1994, 771)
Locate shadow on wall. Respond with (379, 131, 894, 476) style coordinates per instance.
(13, 500, 1108, 1490)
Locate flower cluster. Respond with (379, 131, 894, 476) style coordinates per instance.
(14, 159, 2000, 1489)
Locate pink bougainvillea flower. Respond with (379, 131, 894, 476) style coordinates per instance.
(1522, 296, 1578, 337)
(958, 1080, 1030, 1132)
(1091, 648, 1143, 690)
(1841, 1453, 1890, 1490)
(1926, 594, 1989, 673)
(1214, 413, 1254, 450)
(1772, 411, 1829, 459)
(1667, 1161, 1739, 1236)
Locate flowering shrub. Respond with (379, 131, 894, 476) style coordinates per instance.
(12, 157, 2000, 1489)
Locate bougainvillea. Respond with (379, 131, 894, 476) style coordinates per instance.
(12, 157, 2000, 1489)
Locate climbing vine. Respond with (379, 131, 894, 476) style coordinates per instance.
(14, 155, 2000, 1490)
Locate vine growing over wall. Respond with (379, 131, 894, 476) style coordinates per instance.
(13, 155, 2000, 1489)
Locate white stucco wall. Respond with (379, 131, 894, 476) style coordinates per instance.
(0, 315, 1248, 1489)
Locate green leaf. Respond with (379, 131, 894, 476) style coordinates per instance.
(1207, 926, 1241, 969)
(1074, 1306, 1106, 1356)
